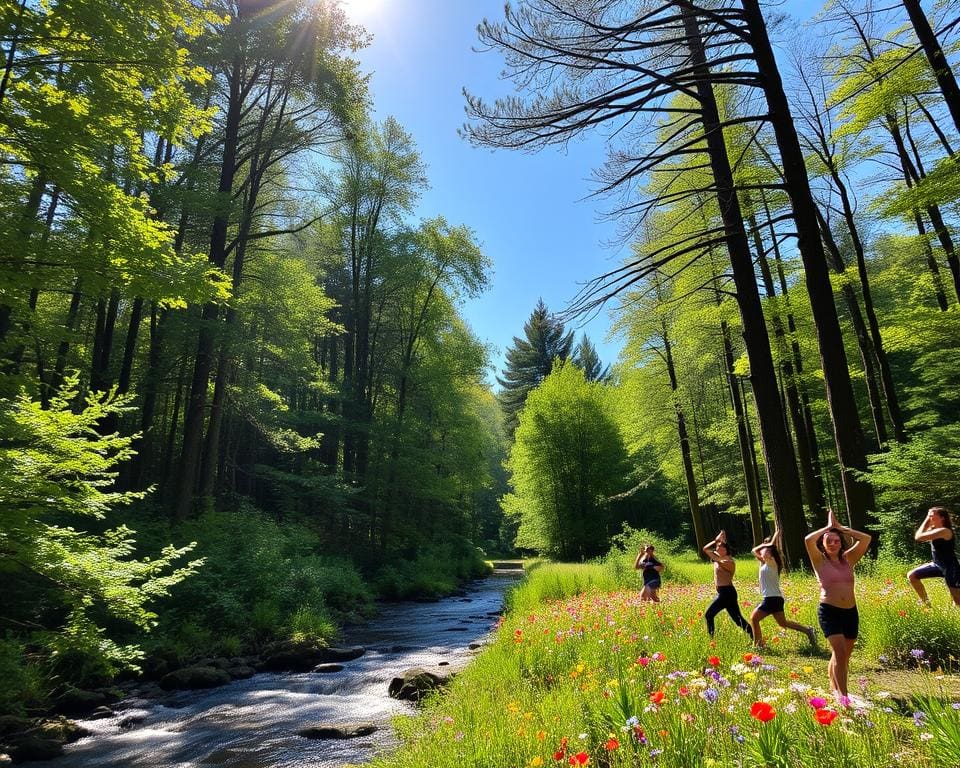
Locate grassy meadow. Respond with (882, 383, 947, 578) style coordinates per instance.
(373, 543, 960, 768)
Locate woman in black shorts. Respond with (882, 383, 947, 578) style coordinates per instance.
(749, 530, 817, 648)
(805, 509, 872, 701)
(634, 544, 664, 602)
(908, 506, 960, 606)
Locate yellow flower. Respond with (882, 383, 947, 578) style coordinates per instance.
(802, 666, 814, 675)
(508, 701, 521, 713)
(536, 730, 547, 741)
(530, 757, 544, 767)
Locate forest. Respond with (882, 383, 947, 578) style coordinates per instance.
(2, 0, 960, 754)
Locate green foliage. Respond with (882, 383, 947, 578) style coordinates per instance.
(0, 638, 45, 715)
(133, 504, 375, 657)
(0, 378, 200, 686)
(505, 362, 630, 560)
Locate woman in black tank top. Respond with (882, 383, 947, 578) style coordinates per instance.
(907, 506, 960, 606)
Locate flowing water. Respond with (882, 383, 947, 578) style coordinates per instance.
(29, 570, 521, 768)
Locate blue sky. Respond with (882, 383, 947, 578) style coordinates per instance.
(344, 0, 813, 384)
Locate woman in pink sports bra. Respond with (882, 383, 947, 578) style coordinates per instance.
(804, 508, 872, 701)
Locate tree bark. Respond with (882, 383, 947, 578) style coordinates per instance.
(902, 0, 960, 138)
(741, 0, 875, 531)
(173, 53, 245, 519)
(681, 5, 807, 562)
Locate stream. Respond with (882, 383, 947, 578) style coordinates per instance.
(28, 570, 521, 768)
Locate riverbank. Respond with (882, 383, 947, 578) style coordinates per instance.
(6, 570, 521, 766)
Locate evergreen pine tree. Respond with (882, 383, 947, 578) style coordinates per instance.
(497, 299, 574, 435)
(572, 334, 610, 382)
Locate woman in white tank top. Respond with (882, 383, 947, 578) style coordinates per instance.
(749, 529, 817, 649)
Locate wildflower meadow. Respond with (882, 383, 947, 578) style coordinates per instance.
(374, 546, 960, 768)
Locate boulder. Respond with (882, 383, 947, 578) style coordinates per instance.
(88, 707, 114, 720)
(259, 642, 365, 672)
(38, 717, 88, 744)
(297, 723, 377, 739)
(387, 667, 450, 702)
(5, 736, 63, 762)
(319, 646, 365, 663)
(312, 664, 344, 674)
(159, 666, 232, 691)
(227, 665, 256, 680)
(54, 687, 107, 715)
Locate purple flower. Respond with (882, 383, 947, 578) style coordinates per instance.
(913, 711, 927, 727)
(952, 703, 960, 711)
(703, 688, 719, 703)
(649, 749, 663, 758)
(910, 649, 926, 660)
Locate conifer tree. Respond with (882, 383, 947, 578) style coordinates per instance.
(497, 299, 574, 435)
(573, 335, 610, 382)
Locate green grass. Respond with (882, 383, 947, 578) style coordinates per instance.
(372, 556, 960, 768)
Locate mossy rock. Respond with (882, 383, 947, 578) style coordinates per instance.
(159, 666, 231, 691)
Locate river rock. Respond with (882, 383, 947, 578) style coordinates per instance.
(197, 657, 232, 671)
(88, 706, 114, 720)
(53, 687, 107, 715)
(298, 723, 377, 739)
(227, 665, 256, 680)
(159, 666, 232, 691)
(312, 663, 344, 674)
(4, 735, 63, 762)
(320, 646, 365, 663)
(388, 668, 449, 702)
(468, 643, 483, 650)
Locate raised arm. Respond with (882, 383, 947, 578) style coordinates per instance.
(804, 523, 831, 568)
(634, 550, 644, 570)
(915, 510, 950, 543)
(842, 525, 873, 566)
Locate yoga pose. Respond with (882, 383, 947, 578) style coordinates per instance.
(749, 530, 817, 648)
(703, 530, 752, 639)
(908, 506, 960, 606)
(805, 509, 871, 700)
(634, 544, 664, 602)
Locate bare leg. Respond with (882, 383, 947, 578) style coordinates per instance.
(949, 586, 960, 607)
(826, 634, 850, 697)
(908, 566, 931, 604)
(773, 612, 811, 633)
(650, 587, 661, 603)
(750, 608, 767, 647)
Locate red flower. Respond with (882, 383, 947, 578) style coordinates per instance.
(604, 738, 619, 751)
(553, 751, 566, 762)
(708, 656, 721, 667)
(678, 685, 690, 697)
(649, 690, 665, 704)
(743, 653, 755, 663)
(568, 752, 589, 766)
(750, 701, 776, 722)
(814, 708, 838, 726)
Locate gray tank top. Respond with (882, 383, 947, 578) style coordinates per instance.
(759, 562, 783, 598)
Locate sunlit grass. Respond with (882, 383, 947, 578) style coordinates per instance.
(374, 558, 960, 768)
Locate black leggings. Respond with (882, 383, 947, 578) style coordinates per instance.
(705, 585, 753, 638)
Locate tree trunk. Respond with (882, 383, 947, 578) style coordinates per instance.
(824, 165, 906, 442)
(750, 211, 827, 523)
(741, 0, 875, 531)
(173, 53, 245, 520)
(682, 5, 806, 561)
(902, 0, 960, 138)
(815, 207, 888, 449)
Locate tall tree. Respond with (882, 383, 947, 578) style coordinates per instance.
(497, 299, 574, 435)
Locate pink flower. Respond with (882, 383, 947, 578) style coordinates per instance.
(808, 697, 827, 709)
